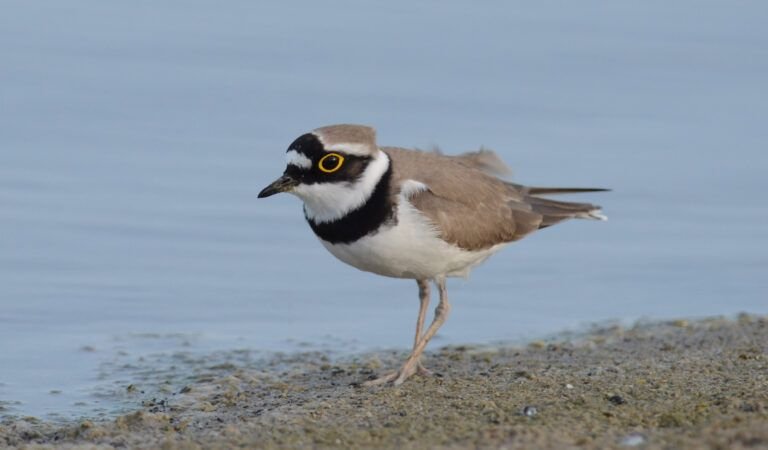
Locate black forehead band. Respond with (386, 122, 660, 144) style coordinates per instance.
(286, 133, 326, 160)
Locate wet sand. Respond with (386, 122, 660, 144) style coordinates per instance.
(2, 315, 766, 449)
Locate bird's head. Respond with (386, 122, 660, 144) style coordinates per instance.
(258, 124, 390, 224)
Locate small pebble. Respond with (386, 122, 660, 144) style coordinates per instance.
(608, 395, 626, 405)
(565, 383, 574, 389)
(522, 405, 538, 417)
(620, 433, 646, 446)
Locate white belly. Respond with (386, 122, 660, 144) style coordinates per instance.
(319, 195, 504, 280)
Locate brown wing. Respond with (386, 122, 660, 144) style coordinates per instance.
(383, 147, 543, 250)
(448, 147, 512, 177)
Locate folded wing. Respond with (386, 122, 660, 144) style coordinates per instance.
(383, 147, 606, 251)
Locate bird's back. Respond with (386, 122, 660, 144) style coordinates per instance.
(383, 147, 605, 251)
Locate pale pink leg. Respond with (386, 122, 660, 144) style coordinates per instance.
(413, 280, 432, 377)
(364, 277, 451, 386)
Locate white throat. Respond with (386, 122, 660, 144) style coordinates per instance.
(292, 151, 390, 224)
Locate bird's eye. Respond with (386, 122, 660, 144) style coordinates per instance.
(318, 153, 344, 173)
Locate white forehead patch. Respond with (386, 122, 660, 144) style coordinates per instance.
(286, 150, 312, 169)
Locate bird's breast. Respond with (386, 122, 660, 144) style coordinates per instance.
(318, 198, 504, 279)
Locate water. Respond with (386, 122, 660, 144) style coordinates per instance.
(1, 0, 767, 419)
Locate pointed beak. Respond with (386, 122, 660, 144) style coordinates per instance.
(258, 174, 299, 198)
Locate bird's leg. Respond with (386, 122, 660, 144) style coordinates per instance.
(392, 277, 451, 385)
(364, 277, 451, 386)
(413, 279, 432, 377)
(364, 279, 432, 386)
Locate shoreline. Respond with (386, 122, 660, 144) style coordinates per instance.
(2, 315, 767, 449)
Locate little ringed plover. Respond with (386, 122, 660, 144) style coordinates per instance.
(259, 124, 607, 386)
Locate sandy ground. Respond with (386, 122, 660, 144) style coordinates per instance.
(2, 315, 767, 449)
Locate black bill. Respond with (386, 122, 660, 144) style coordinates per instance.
(258, 174, 299, 198)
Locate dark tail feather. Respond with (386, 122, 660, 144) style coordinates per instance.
(527, 187, 610, 195)
(506, 182, 610, 195)
(526, 196, 607, 227)
(504, 182, 609, 227)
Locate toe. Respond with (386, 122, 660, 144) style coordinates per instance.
(393, 361, 419, 385)
(362, 371, 398, 387)
(416, 364, 433, 377)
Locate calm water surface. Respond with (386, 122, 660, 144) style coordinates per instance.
(1, 1, 767, 418)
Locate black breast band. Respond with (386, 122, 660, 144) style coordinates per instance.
(306, 165, 395, 244)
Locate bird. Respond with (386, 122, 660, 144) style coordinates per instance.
(258, 124, 607, 386)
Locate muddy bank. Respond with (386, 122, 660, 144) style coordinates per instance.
(2, 315, 767, 449)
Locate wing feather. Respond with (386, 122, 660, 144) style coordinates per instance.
(384, 147, 542, 250)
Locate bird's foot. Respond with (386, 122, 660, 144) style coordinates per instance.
(362, 360, 433, 387)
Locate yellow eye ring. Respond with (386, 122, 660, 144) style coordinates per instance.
(318, 153, 345, 173)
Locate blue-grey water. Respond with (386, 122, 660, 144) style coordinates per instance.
(1, 1, 767, 419)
